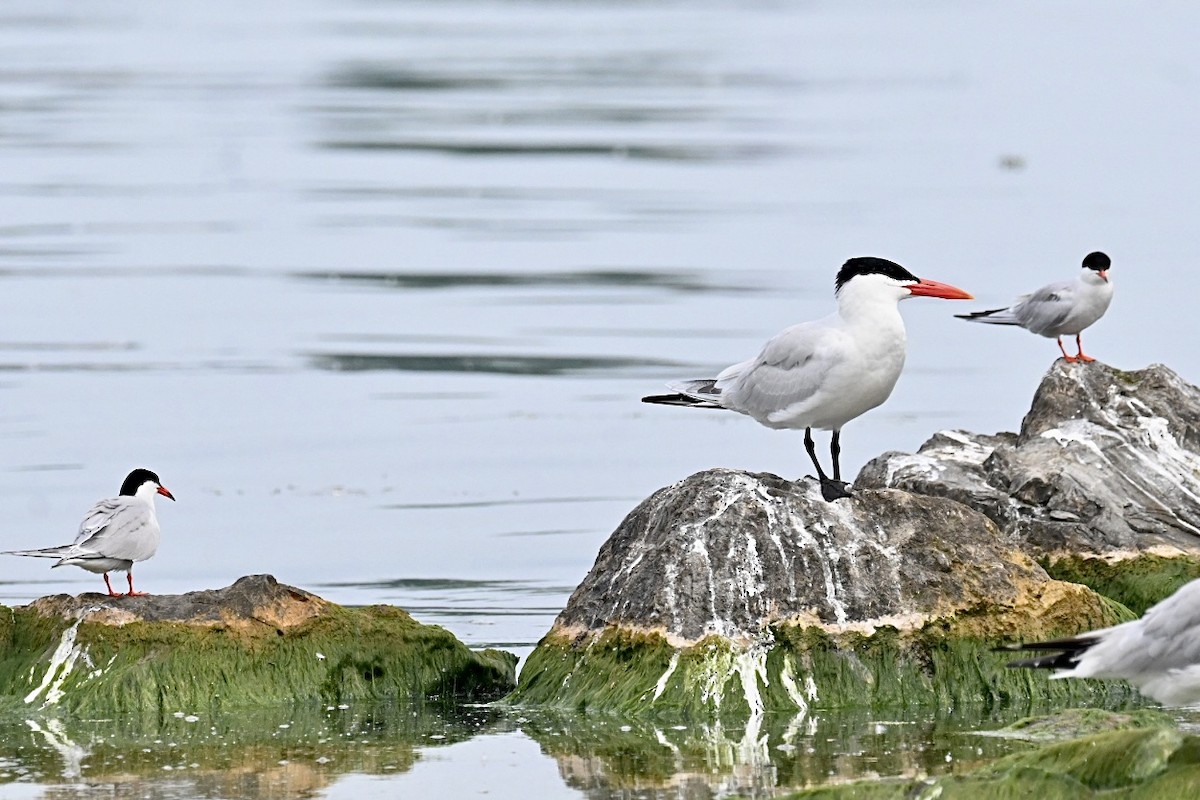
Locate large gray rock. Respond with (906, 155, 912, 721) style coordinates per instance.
(556, 469, 1070, 645)
(856, 362, 1200, 558)
(511, 469, 1115, 716)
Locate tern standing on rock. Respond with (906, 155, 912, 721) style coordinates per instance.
(642, 257, 973, 502)
(3, 468, 174, 597)
(955, 251, 1113, 363)
(1004, 577, 1200, 707)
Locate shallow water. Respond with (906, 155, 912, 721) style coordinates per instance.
(2, 701, 1160, 799)
(2, 0, 1200, 795)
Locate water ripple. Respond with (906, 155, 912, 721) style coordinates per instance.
(307, 352, 681, 376)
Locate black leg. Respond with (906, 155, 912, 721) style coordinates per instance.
(804, 427, 852, 502)
(803, 427, 829, 481)
(831, 429, 842, 481)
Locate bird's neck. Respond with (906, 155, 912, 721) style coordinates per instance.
(134, 485, 159, 507)
(835, 285, 906, 333)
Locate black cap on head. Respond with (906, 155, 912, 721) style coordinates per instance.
(1083, 251, 1111, 271)
(120, 468, 162, 496)
(835, 257, 919, 294)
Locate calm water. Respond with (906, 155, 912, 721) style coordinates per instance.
(2, 0, 1199, 796)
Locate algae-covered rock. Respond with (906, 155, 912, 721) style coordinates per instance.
(978, 707, 1175, 742)
(509, 470, 1128, 717)
(784, 711, 1200, 799)
(857, 362, 1200, 561)
(0, 575, 516, 715)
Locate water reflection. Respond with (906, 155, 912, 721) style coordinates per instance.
(522, 707, 1033, 799)
(0, 703, 502, 800)
(294, 268, 741, 294)
(6, 696, 1194, 800)
(307, 352, 681, 376)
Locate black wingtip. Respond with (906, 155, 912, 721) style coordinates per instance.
(642, 393, 699, 406)
(996, 635, 1100, 671)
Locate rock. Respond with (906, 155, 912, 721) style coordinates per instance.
(0, 575, 517, 715)
(978, 707, 1174, 743)
(856, 362, 1200, 560)
(785, 711, 1200, 799)
(509, 469, 1126, 718)
(25, 573, 328, 631)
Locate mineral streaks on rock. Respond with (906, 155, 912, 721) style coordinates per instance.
(857, 362, 1200, 557)
(554, 470, 1047, 645)
(512, 469, 1117, 716)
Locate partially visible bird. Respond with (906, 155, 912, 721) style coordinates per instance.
(956, 251, 1113, 363)
(1004, 577, 1200, 707)
(642, 257, 973, 502)
(3, 468, 175, 597)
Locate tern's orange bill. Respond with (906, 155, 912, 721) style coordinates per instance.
(908, 279, 973, 300)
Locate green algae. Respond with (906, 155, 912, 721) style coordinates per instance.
(1042, 553, 1200, 615)
(0, 603, 516, 716)
(780, 713, 1200, 800)
(985, 707, 1175, 742)
(509, 600, 1136, 720)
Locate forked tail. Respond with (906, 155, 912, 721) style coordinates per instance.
(1, 545, 74, 559)
(642, 379, 723, 409)
(955, 307, 1021, 326)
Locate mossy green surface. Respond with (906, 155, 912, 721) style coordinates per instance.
(0, 603, 516, 716)
(508, 600, 1136, 719)
(1043, 553, 1200, 615)
(782, 723, 1200, 799)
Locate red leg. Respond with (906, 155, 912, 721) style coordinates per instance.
(1075, 333, 1095, 362)
(102, 573, 122, 597)
(1057, 337, 1078, 363)
(126, 571, 149, 597)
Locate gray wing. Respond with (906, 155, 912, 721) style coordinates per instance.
(75, 498, 124, 545)
(1134, 579, 1200, 665)
(715, 321, 837, 419)
(1081, 579, 1200, 678)
(1009, 280, 1079, 336)
(74, 497, 159, 562)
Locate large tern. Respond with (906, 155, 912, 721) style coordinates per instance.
(642, 257, 973, 502)
(956, 251, 1113, 362)
(3, 468, 174, 597)
(1004, 577, 1200, 707)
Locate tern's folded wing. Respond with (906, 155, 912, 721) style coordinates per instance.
(717, 323, 835, 417)
(1011, 281, 1077, 335)
(75, 497, 158, 562)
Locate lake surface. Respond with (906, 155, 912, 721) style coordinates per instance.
(2, 0, 1199, 796)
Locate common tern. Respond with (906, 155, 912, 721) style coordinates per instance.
(3, 468, 174, 597)
(1004, 577, 1200, 707)
(642, 257, 973, 502)
(956, 251, 1113, 362)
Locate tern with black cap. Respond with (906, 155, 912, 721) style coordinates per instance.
(956, 251, 1113, 363)
(643, 257, 973, 502)
(3, 468, 175, 597)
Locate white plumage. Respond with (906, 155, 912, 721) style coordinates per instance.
(957, 251, 1113, 362)
(644, 257, 973, 501)
(1007, 577, 1200, 707)
(3, 468, 174, 597)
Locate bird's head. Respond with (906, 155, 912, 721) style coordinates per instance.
(120, 468, 176, 502)
(835, 257, 974, 303)
(1082, 251, 1111, 284)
